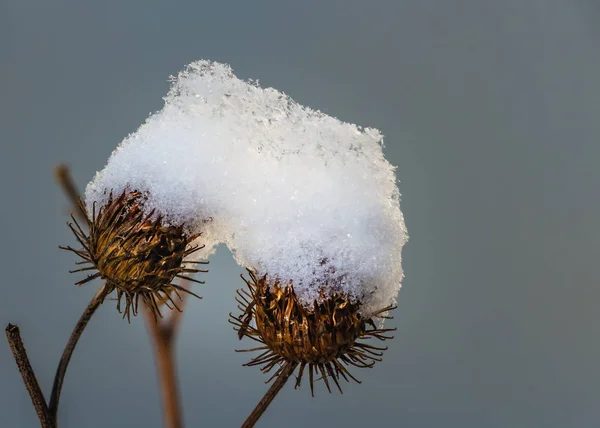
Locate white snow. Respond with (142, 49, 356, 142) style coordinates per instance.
(85, 60, 408, 315)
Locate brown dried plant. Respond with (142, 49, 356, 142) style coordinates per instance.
(61, 190, 206, 320)
(230, 269, 396, 427)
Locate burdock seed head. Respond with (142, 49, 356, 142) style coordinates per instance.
(61, 190, 207, 320)
(230, 270, 396, 396)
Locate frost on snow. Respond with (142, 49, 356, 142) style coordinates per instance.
(86, 60, 408, 314)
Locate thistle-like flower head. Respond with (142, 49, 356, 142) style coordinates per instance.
(61, 190, 207, 319)
(230, 270, 395, 395)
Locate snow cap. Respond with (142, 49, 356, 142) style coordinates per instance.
(86, 60, 408, 314)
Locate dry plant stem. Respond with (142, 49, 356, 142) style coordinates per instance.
(241, 361, 298, 428)
(143, 298, 187, 428)
(162, 280, 189, 337)
(48, 284, 111, 423)
(55, 165, 87, 222)
(5, 324, 54, 428)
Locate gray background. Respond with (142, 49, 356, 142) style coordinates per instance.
(1, 1, 599, 427)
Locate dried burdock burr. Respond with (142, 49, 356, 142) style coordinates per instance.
(231, 270, 396, 396)
(61, 190, 207, 320)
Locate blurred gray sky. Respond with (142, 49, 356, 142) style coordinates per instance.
(1, 1, 600, 427)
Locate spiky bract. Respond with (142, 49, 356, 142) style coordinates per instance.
(230, 270, 395, 395)
(61, 190, 207, 320)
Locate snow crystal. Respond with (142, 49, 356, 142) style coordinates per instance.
(85, 60, 408, 314)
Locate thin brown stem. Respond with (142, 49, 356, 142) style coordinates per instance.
(48, 283, 111, 423)
(166, 282, 190, 337)
(55, 164, 87, 222)
(241, 361, 298, 428)
(143, 304, 184, 428)
(5, 324, 54, 428)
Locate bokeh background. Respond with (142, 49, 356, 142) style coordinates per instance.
(2, 1, 600, 427)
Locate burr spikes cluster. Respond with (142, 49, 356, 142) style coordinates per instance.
(61, 190, 207, 319)
(230, 270, 396, 395)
